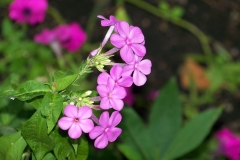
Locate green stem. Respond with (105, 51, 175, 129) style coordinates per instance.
(124, 0, 212, 64)
(47, 6, 65, 24)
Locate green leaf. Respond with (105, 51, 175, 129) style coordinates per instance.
(120, 107, 151, 160)
(2, 18, 14, 39)
(149, 78, 181, 158)
(0, 126, 17, 136)
(162, 108, 222, 160)
(76, 135, 89, 160)
(171, 6, 184, 18)
(50, 128, 75, 160)
(117, 144, 142, 160)
(42, 152, 56, 160)
(53, 70, 78, 92)
(41, 93, 63, 133)
(21, 109, 54, 160)
(15, 80, 51, 101)
(0, 131, 27, 160)
(27, 96, 43, 110)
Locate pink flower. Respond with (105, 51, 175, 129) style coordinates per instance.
(9, 0, 48, 25)
(58, 105, 94, 139)
(122, 55, 152, 86)
(89, 111, 122, 149)
(110, 21, 146, 63)
(148, 90, 159, 100)
(34, 23, 87, 53)
(97, 65, 133, 88)
(97, 15, 118, 27)
(215, 127, 240, 160)
(97, 78, 126, 111)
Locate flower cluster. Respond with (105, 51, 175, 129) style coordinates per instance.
(215, 127, 240, 160)
(58, 15, 152, 149)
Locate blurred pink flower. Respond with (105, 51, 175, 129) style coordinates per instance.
(9, 0, 48, 25)
(89, 111, 122, 149)
(215, 127, 240, 160)
(123, 86, 135, 106)
(34, 23, 86, 53)
(58, 105, 94, 139)
(148, 90, 159, 100)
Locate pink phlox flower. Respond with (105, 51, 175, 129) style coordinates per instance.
(97, 15, 119, 27)
(55, 23, 87, 52)
(97, 77, 126, 111)
(89, 111, 122, 149)
(58, 105, 94, 139)
(122, 55, 152, 86)
(110, 21, 146, 63)
(215, 127, 240, 160)
(97, 65, 133, 88)
(9, 0, 48, 25)
(34, 23, 87, 52)
(123, 86, 135, 106)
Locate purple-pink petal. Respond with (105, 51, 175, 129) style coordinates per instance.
(110, 99, 124, 111)
(106, 78, 115, 92)
(77, 106, 92, 119)
(138, 59, 152, 75)
(89, 126, 104, 139)
(68, 123, 82, 139)
(117, 21, 130, 38)
(97, 72, 110, 85)
(99, 111, 109, 128)
(122, 64, 134, 76)
(94, 133, 108, 149)
(110, 66, 122, 81)
(58, 117, 73, 130)
(109, 111, 122, 127)
(118, 76, 133, 87)
(100, 97, 111, 110)
(97, 85, 108, 97)
(120, 45, 134, 63)
(133, 70, 147, 86)
(128, 27, 144, 44)
(107, 128, 122, 142)
(64, 104, 78, 118)
(131, 44, 146, 57)
(110, 34, 126, 48)
(111, 87, 127, 99)
(79, 119, 94, 133)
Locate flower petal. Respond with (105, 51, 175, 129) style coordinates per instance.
(133, 70, 147, 86)
(106, 77, 115, 92)
(89, 126, 104, 139)
(118, 76, 133, 87)
(109, 111, 122, 127)
(79, 119, 94, 133)
(100, 97, 111, 110)
(110, 99, 124, 111)
(122, 64, 134, 76)
(110, 34, 126, 48)
(117, 21, 130, 38)
(112, 87, 126, 99)
(94, 133, 109, 149)
(97, 85, 108, 97)
(131, 44, 146, 57)
(78, 106, 92, 119)
(129, 27, 144, 44)
(68, 123, 82, 139)
(58, 117, 73, 130)
(138, 59, 152, 75)
(107, 127, 122, 142)
(120, 45, 134, 63)
(99, 111, 109, 128)
(97, 72, 110, 85)
(64, 104, 78, 118)
(110, 66, 122, 81)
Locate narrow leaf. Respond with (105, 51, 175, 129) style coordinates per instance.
(76, 135, 89, 160)
(41, 93, 63, 133)
(21, 109, 54, 160)
(117, 144, 142, 160)
(149, 78, 181, 158)
(162, 108, 222, 160)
